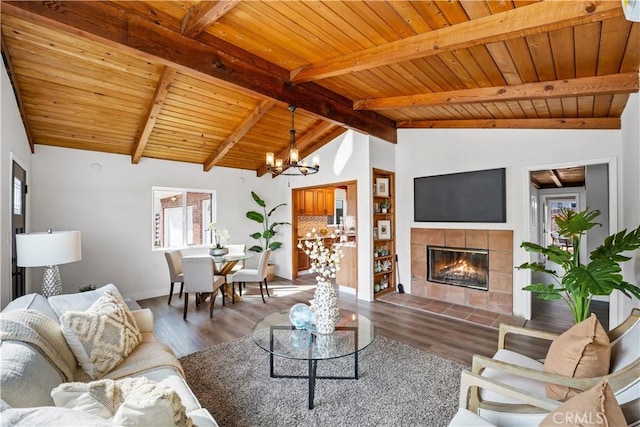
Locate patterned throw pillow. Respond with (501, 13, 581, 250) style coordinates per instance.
(60, 291, 142, 379)
(52, 377, 192, 427)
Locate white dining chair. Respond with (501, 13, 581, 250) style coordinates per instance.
(226, 249, 271, 303)
(181, 256, 226, 320)
(224, 244, 246, 273)
(164, 250, 184, 305)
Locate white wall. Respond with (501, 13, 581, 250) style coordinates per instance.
(396, 128, 623, 318)
(1, 61, 33, 308)
(585, 163, 610, 254)
(29, 145, 290, 300)
(620, 93, 640, 325)
(284, 130, 377, 300)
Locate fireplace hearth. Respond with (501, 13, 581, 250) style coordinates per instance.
(428, 246, 489, 290)
(411, 228, 514, 315)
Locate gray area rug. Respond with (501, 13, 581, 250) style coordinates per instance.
(180, 335, 468, 427)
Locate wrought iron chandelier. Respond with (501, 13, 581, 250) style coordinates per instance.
(266, 105, 319, 176)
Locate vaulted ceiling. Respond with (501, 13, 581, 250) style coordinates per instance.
(2, 1, 639, 176)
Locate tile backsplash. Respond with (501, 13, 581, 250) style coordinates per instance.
(297, 216, 329, 236)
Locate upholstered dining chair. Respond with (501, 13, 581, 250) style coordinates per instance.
(226, 249, 271, 303)
(164, 250, 183, 305)
(224, 244, 246, 273)
(181, 256, 226, 320)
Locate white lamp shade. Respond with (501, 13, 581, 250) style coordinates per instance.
(16, 231, 82, 267)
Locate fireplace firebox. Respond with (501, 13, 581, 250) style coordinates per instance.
(427, 246, 489, 290)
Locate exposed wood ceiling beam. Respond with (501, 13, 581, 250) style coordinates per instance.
(256, 121, 339, 177)
(3, 1, 397, 143)
(291, 0, 623, 83)
(181, 0, 240, 39)
(132, 66, 177, 164)
(549, 170, 563, 188)
(1, 35, 35, 152)
(398, 118, 621, 130)
(204, 99, 276, 172)
(355, 73, 640, 110)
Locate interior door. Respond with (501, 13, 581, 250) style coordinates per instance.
(11, 161, 27, 299)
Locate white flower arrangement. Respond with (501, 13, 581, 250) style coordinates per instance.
(207, 222, 230, 249)
(297, 228, 346, 284)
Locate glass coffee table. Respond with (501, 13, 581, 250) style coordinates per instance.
(251, 309, 376, 409)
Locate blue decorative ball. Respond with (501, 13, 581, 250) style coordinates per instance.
(289, 303, 312, 329)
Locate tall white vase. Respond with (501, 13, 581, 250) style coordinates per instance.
(313, 278, 339, 334)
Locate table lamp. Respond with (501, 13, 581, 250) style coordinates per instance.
(16, 229, 82, 297)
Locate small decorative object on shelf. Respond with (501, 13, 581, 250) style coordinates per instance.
(289, 303, 313, 329)
(298, 228, 346, 334)
(380, 200, 391, 214)
(208, 222, 230, 256)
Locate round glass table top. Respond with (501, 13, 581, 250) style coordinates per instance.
(210, 252, 254, 263)
(251, 309, 376, 361)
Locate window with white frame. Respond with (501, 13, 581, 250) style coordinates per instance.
(152, 187, 216, 249)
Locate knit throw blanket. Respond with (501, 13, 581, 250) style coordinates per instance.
(0, 309, 76, 382)
(1, 309, 185, 385)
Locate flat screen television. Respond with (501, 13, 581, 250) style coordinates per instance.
(414, 168, 506, 223)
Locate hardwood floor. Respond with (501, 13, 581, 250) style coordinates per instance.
(138, 275, 603, 365)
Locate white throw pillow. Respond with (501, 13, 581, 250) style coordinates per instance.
(60, 291, 142, 379)
(51, 377, 192, 427)
(0, 405, 115, 426)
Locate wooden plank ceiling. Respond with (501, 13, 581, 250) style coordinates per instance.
(1, 1, 639, 175)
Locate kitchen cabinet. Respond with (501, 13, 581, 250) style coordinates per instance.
(299, 187, 334, 216)
(315, 188, 334, 215)
(297, 246, 311, 271)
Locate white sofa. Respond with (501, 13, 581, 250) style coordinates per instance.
(0, 284, 217, 426)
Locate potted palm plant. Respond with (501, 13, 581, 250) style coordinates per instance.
(247, 191, 290, 280)
(518, 208, 640, 323)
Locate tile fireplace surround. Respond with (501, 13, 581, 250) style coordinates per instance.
(411, 228, 513, 315)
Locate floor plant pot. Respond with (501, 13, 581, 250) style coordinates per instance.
(267, 264, 276, 281)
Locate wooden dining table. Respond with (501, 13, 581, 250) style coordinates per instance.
(210, 252, 255, 301)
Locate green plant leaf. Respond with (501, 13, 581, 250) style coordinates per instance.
(523, 283, 563, 300)
(616, 280, 640, 300)
(564, 260, 619, 296)
(555, 208, 600, 238)
(268, 221, 291, 232)
(251, 191, 266, 208)
(268, 242, 283, 251)
(248, 245, 263, 253)
(263, 230, 274, 240)
(520, 242, 572, 267)
(590, 226, 640, 262)
(250, 232, 262, 239)
(246, 211, 264, 223)
(267, 203, 287, 217)
(516, 262, 559, 276)
(562, 259, 622, 296)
